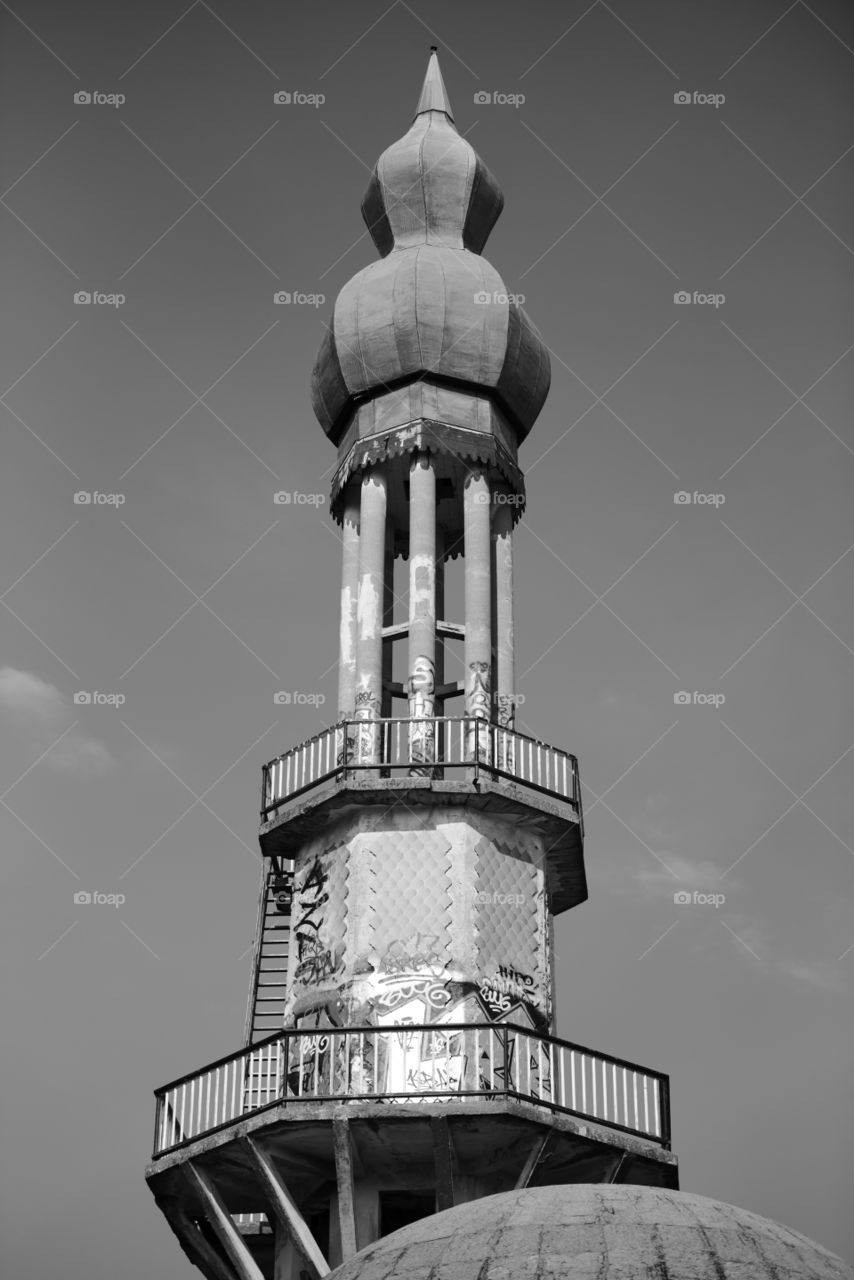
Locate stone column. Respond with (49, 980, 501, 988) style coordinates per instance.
(493, 498, 515, 731)
(354, 466, 387, 763)
(382, 530, 395, 720)
(408, 452, 436, 771)
(435, 527, 445, 767)
(463, 469, 492, 762)
(338, 484, 360, 720)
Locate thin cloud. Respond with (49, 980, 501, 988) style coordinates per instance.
(0, 667, 114, 775)
(722, 913, 849, 995)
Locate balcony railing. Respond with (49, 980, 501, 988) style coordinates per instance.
(262, 717, 582, 827)
(152, 1022, 669, 1157)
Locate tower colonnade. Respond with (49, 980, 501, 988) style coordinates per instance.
(337, 455, 517, 762)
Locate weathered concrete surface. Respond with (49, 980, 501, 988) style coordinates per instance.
(259, 776, 585, 916)
(326, 1185, 854, 1280)
(146, 1098, 678, 1196)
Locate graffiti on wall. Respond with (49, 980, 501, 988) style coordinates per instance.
(466, 660, 491, 762)
(291, 854, 346, 998)
(353, 688, 381, 762)
(407, 654, 435, 773)
(479, 963, 537, 1019)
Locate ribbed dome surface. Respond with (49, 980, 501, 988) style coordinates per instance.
(311, 52, 550, 443)
(328, 1185, 854, 1280)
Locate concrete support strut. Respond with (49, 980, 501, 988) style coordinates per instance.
(156, 1193, 236, 1280)
(408, 451, 437, 769)
(185, 1162, 266, 1280)
(432, 1115, 456, 1213)
(354, 466, 387, 762)
(239, 1136, 331, 1279)
(332, 1118, 358, 1261)
(463, 469, 492, 761)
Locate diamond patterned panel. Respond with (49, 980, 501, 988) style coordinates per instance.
(474, 837, 546, 1019)
(365, 827, 453, 971)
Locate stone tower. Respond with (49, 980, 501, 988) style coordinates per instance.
(145, 52, 677, 1280)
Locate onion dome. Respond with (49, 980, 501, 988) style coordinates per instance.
(327, 1185, 854, 1280)
(311, 50, 550, 447)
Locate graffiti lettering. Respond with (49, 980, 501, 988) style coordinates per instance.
(379, 932, 443, 975)
(293, 857, 340, 987)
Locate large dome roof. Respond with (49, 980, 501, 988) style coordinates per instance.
(328, 1185, 853, 1280)
(311, 51, 550, 445)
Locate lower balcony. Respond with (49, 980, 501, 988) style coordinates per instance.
(152, 1021, 669, 1160)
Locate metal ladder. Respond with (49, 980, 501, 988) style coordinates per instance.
(243, 860, 294, 1109)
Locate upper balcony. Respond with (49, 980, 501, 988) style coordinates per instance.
(262, 715, 582, 822)
(259, 715, 586, 911)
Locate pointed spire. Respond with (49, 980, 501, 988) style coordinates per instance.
(414, 47, 454, 122)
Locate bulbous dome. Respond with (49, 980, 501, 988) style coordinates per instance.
(312, 51, 550, 445)
(328, 1185, 854, 1280)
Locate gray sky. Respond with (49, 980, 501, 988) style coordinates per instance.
(1, 1, 852, 1276)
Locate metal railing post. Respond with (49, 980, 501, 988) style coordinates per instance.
(659, 1074, 672, 1149)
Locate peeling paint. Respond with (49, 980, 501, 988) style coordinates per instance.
(357, 573, 380, 638)
(339, 584, 356, 667)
